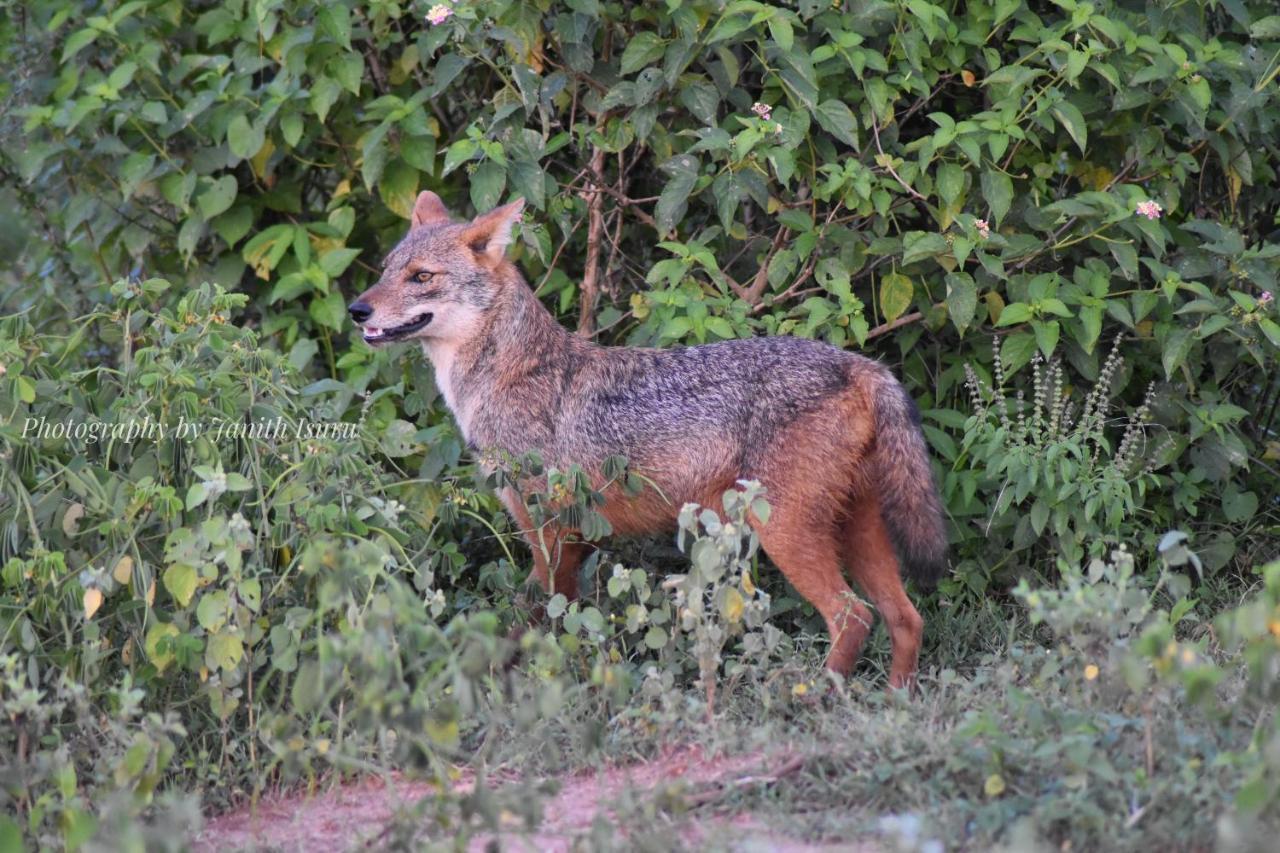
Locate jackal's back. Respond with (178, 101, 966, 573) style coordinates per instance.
(566, 336, 867, 464)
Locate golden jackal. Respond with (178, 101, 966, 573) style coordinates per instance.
(349, 193, 947, 688)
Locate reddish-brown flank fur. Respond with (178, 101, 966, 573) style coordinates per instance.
(350, 192, 948, 689)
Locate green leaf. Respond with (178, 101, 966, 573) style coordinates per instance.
(208, 631, 244, 672)
(902, 231, 950, 267)
(880, 273, 914, 323)
(679, 81, 720, 127)
(1250, 15, 1280, 38)
(61, 27, 100, 63)
(1000, 331, 1038, 374)
(331, 53, 364, 95)
(311, 76, 342, 122)
(163, 564, 198, 608)
(1223, 489, 1258, 523)
(227, 114, 265, 161)
(197, 176, 238, 220)
(119, 152, 156, 200)
(937, 162, 965, 206)
(581, 606, 605, 634)
(379, 160, 419, 220)
(1038, 298, 1072, 318)
(145, 623, 181, 670)
(196, 591, 228, 632)
(1030, 499, 1049, 535)
(309, 291, 348, 331)
(317, 5, 351, 49)
(429, 54, 470, 97)
(443, 138, 477, 176)
(655, 155, 699, 238)
(281, 111, 303, 147)
(706, 12, 754, 45)
(1162, 328, 1193, 379)
(242, 224, 293, 278)
(62, 809, 97, 850)
(224, 472, 252, 491)
(995, 302, 1032, 326)
(185, 482, 209, 510)
(768, 15, 794, 51)
(291, 661, 324, 712)
(319, 248, 361, 278)
(776, 47, 818, 110)
(1186, 76, 1211, 116)
(15, 375, 35, 404)
(620, 32, 666, 75)
(1033, 319, 1060, 357)
(0, 815, 23, 852)
(981, 170, 1014, 226)
(213, 206, 253, 246)
(1258, 317, 1280, 348)
(814, 100, 858, 147)
(945, 272, 977, 334)
(1051, 100, 1088, 154)
(470, 160, 507, 212)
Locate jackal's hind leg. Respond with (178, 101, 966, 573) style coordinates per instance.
(840, 495, 924, 690)
(750, 505, 873, 676)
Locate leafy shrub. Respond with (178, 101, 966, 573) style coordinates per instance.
(4, 0, 1278, 584)
(956, 339, 1170, 592)
(686, 543, 1280, 851)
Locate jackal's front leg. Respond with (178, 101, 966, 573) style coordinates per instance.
(500, 488, 586, 605)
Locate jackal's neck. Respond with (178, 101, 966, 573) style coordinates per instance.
(480, 274, 582, 368)
(422, 272, 584, 442)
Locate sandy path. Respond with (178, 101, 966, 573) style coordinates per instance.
(194, 746, 870, 851)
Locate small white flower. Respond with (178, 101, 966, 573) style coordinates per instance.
(1135, 200, 1163, 220)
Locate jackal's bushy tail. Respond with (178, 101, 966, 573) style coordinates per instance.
(872, 381, 949, 586)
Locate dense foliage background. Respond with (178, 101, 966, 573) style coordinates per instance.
(2, 0, 1279, 848)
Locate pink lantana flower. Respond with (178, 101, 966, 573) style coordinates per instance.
(751, 102, 772, 120)
(426, 3, 453, 25)
(974, 218, 991, 239)
(1260, 291, 1274, 308)
(1135, 200, 1163, 220)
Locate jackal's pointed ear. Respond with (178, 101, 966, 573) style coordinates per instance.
(462, 198, 525, 264)
(411, 191, 451, 228)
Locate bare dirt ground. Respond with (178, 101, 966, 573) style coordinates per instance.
(194, 746, 873, 851)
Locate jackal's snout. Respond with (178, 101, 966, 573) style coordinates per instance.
(347, 301, 372, 323)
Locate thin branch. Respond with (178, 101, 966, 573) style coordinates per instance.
(723, 226, 788, 303)
(1011, 160, 1137, 272)
(577, 144, 607, 337)
(579, 174, 658, 229)
(866, 310, 925, 341)
(871, 117, 926, 201)
(532, 215, 585, 297)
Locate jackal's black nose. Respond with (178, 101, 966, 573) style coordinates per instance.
(348, 301, 372, 323)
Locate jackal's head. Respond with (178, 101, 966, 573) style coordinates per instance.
(347, 192, 524, 346)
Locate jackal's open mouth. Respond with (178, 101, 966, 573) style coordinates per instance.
(362, 312, 433, 343)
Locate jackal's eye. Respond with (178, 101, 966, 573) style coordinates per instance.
(412, 271, 433, 284)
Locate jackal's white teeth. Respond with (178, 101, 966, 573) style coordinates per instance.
(363, 327, 384, 340)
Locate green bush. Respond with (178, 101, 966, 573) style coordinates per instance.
(5, 0, 1278, 581)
